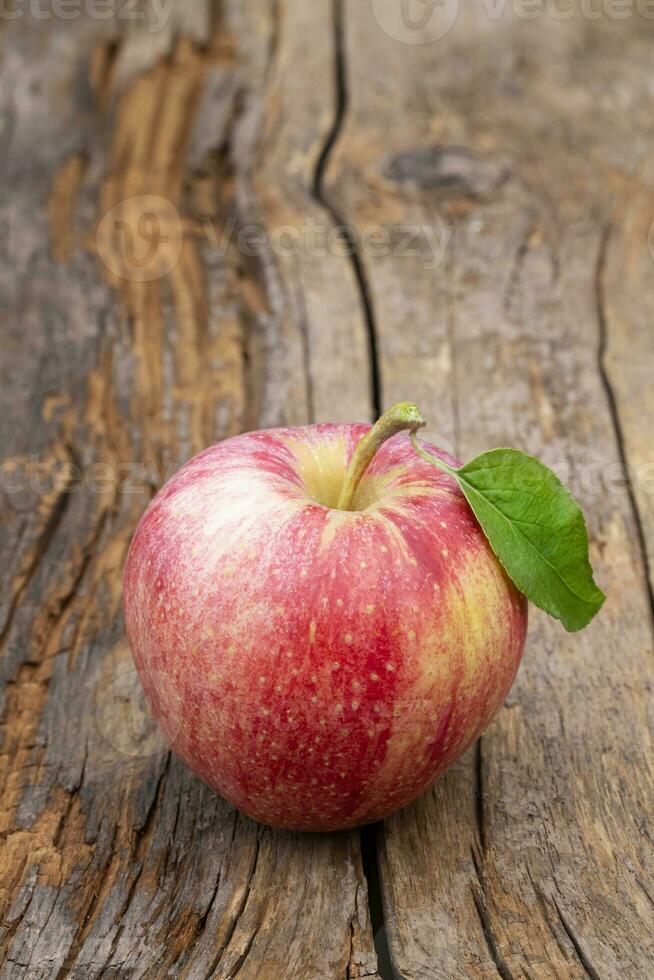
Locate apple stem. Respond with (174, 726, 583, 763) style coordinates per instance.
(337, 402, 426, 511)
(409, 432, 457, 476)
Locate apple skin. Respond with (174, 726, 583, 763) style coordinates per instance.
(123, 424, 527, 831)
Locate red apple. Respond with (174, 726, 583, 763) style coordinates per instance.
(123, 416, 527, 831)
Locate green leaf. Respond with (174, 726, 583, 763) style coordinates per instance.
(412, 440, 605, 632)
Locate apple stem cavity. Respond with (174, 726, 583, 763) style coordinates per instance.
(336, 402, 426, 511)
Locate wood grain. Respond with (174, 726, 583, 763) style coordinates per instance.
(0, 4, 378, 977)
(1, 1, 654, 978)
(323, 3, 654, 977)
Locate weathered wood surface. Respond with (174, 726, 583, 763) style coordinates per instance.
(0, 1, 653, 978)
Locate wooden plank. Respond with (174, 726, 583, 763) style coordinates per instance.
(323, 2, 654, 977)
(0, 4, 378, 977)
(601, 204, 654, 596)
(224, 0, 373, 427)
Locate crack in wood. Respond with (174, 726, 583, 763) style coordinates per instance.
(596, 222, 654, 633)
(524, 865, 573, 966)
(180, 815, 239, 969)
(552, 899, 600, 980)
(55, 821, 121, 979)
(0, 473, 74, 649)
(470, 890, 515, 980)
(205, 825, 262, 978)
(360, 823, 392, 980)
(470, 846, 515, 980)
(312, 0, 381, 420)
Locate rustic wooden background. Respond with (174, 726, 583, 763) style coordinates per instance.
(2, 1, 654, 977)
